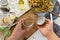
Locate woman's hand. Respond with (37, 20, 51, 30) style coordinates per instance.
(7, 19, 29, 40)
(36, 19, 53, 37)
(12, 19, 29, 37)
(36, 19, 60, 40)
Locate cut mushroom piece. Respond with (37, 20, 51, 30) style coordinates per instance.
(2, 17, 9, 25)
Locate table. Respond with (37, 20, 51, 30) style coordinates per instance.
(11, 0, 60, 40)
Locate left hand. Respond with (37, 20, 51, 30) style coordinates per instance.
(11, 19, 29, 39)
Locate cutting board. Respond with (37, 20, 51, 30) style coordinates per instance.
(10, 9, 38, 40)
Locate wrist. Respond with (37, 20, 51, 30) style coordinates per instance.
(7, 35, 18, 40)
(46, 31, 58, 39)
(8, 32, 24, 40)
(46, 31, 55, 38)
(11, 31, 24, 38)
(46, 31, 60, 40)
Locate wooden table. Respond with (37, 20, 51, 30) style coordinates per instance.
(11, 9, 38, 40)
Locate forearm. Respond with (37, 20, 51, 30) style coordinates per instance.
(7, 35, 24, 40)
(46, 32, 60, 40)
(7, 34, 19, 40)
(7, 33, 20, 40)
(7, 33, 24, 40)
(7, 29, 25, 40)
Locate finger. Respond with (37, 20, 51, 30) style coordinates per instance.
(40, 19, 51, 27)
(40, 19, 51, 26)
(18, 19, 23, 24)
(35, 19, 51, 29)
(45, 19, 51, 24)
(35, 20, 49, 29)
(46, 18, 53, 26)
(36, 25, 43, 31)
(35, 23, 42, 29)
(16, 19, 24, 29)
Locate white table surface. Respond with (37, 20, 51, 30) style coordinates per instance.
(27, 30, 48, 40)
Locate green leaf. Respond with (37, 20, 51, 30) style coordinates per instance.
(1, 27, 6, 31)
(5, 30, 10, 37)
(0, 28, 3, 32)
(13, 17, 19, 23)
(0, 27, 6, 32)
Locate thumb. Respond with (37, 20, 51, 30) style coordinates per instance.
(35, 23, 42, 29)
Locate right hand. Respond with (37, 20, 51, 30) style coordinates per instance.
(36, 19, 53, 37)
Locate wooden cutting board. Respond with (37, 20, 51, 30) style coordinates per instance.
(11, 9, 38, 40)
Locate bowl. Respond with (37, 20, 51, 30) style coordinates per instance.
(28, 0, 56, 13)
(27, 0, 56, 16)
